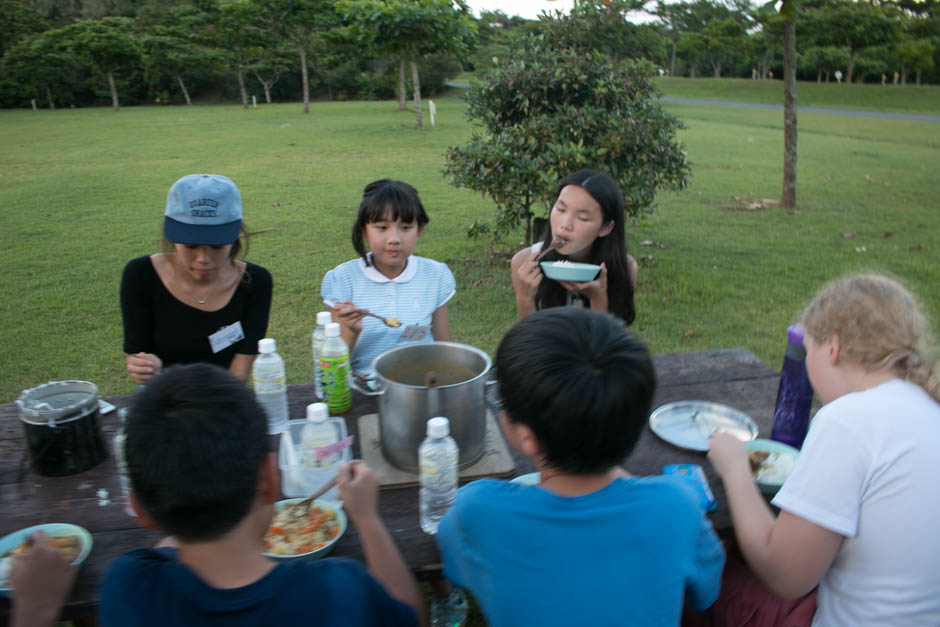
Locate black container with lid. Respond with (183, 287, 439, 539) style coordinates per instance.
(15, 380, 108, 476)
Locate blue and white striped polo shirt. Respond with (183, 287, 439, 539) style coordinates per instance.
(321, 254, 456, 372)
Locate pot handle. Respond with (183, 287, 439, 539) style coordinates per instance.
(484, 377, 502, 410)
(347, 371, 384, 397)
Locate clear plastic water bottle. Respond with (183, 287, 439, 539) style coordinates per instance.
(112, 408, 135, 517)
(301, 402, 340, 469)
(312, 311, 332, 399)
(320, 323, 352, 414)
(252, 338, 289, 434)
(419, 416, 459, 535)
(771, 324, 815, 448)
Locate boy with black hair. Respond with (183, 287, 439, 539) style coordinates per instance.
(99, 363, 424, 626)
(436, 308, 724, 626)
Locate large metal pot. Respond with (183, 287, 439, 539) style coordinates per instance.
(16, 380, 108, 476)
(352, 342, 493, 472)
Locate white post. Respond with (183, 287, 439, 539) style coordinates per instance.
(30, 99, 37, 111)
(252, 95, 257, 108)
(429, 99, 436, 128)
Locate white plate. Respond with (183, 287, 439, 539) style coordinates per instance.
(0, 523, 93, 596)
(649, 401, 758, 451)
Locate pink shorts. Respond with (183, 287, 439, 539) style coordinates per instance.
(683, 542, 817, 627)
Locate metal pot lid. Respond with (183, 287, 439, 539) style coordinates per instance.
(16, 380, 99, 425)
(649, 400, 758, 452)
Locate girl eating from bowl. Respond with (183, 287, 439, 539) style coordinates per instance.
(510, 169, 638, 324)
(707, 274, 940, 626)
(120, 174, 272, 385)
(321, 179, 455, 373)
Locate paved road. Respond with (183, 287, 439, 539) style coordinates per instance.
(658, 96, 940, 123)
(443, 83, 938, 123)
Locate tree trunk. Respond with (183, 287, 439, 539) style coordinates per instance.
(299, 45, 309, 114)
(690, 65, 697, 79)
(781, 16, 797, 209)
(237, 67, 248, 109)
(107, 71, 119, 111)
(263, 83, 272, 103)
(411, 59, 422, 128)
(713, 60, 721, 78)
(825, 70, 830, 83)
(45, 86, 55, 109)
(916, 69, 921, 86)
(816, 70, 821, 83)
(846, 50, 856, 84)
(901, 67, 908, 85)
(176, 73, 192, 106)
(398, 59, 407, 111)
(669, 39, 677, 76)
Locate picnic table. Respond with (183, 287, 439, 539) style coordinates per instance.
(0, 348, 780, 625)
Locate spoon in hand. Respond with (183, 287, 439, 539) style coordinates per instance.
(322, 299, 401, 328)
(534, 237, 567, 262)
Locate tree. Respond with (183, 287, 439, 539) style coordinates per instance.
(51, 17, 142, 111)
(685, 17, 749, 77)
(780, 0, 796, 208)
(896, 38, 935, 84)
(798, 45, 849, 82)
(0, 34, 79, 108)
(213, 0, 266, 109)
(818, 0, 901, 83)
(653, 0, 692, 76)
(443, 34, 689, 243)
(341, 0, 476, 127)
(0, 0, 48, 58)
(255, 0, 337, 114)
(251, 45, 293, 103)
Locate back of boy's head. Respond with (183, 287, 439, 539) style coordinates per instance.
(125, 363, 269, 542)
(802, 273, 939, 402)
(496, 308, 656, 473)
(352, 179, 430, 261)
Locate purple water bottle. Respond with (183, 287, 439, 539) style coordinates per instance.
(770, 324, 815, 448)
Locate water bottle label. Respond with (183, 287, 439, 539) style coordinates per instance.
(315, 435, 354, 461)
(420, 458, 458, 489)
(253, 373, 285, 394)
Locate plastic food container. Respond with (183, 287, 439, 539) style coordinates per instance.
(278, 418, 351, 501)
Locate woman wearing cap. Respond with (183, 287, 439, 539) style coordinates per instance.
(120, 174, 273, 384)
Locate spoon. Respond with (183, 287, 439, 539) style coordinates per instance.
(289, 475, 340, 518)
(322, 299, 401, 328)
(534, 237, 567, 262)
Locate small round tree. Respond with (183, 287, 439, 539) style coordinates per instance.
(444, 29, 689, 244)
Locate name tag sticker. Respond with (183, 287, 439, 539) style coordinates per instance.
(209, 321, 245, 354)
(399, 325, 430, 341)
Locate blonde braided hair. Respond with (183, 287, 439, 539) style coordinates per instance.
(800, 274, 939, 403)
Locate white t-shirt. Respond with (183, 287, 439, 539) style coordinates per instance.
(773, 379, 940, 627)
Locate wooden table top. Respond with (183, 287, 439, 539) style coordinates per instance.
(0, 347, 779, 624)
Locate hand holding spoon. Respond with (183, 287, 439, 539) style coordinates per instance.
(323, 299, 401, 328)
(534, 237, 567, 262)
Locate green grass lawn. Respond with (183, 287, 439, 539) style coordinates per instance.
(655, 76, 940, 114)
(0, 90, 937, 406)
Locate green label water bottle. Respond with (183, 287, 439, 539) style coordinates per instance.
(320, 322, 352, 413)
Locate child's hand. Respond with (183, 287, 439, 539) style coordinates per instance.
(337, 460, 379, 524)
(707, 433, 750, 480)
(558, 262, 608, 307)
(10, 531, 78, 626)
(331, 300, 367, 335)
(510, 248, 543, 301)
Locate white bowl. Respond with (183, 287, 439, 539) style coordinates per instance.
(0, 523, 93, 596)
(540, 261, 601, 282)
(744, 439, 799, 496)
(263, 499, 347, 561)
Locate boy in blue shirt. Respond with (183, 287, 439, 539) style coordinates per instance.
(99, 363, 424, 626)
(436, 308, 724, 626)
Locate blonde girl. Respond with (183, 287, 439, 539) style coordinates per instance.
(708, 274, 940, 626)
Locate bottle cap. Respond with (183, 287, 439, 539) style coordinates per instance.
(258, 338, 276, 353)
(325, 322, 341, 337)
(787, 324, 806, 346)
(427, 416, 450, 438)
(306, 402, 328, 423)
(316, 311, 332, 326)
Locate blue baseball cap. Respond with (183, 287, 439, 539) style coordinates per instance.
(163, 174, 243, 245)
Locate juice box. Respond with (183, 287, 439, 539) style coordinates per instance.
(663, 464, 718, 512)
